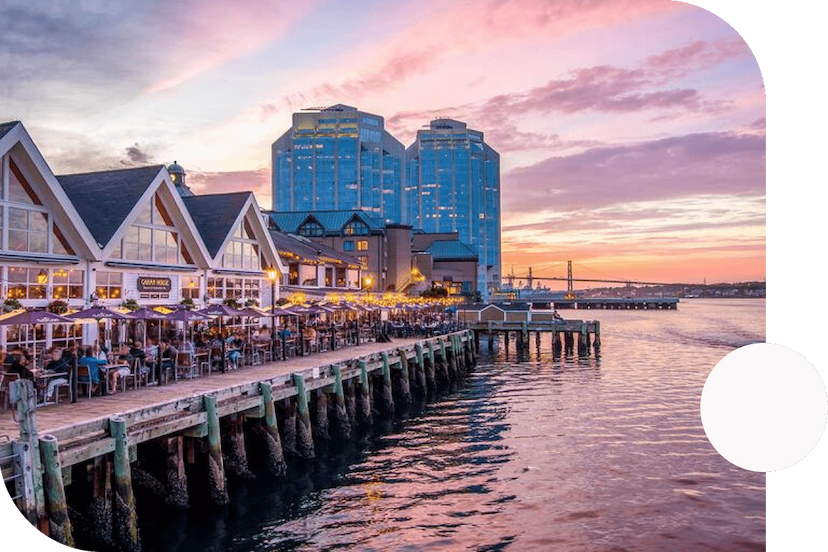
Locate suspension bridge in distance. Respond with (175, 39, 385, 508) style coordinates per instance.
(497, 261, 680, 310)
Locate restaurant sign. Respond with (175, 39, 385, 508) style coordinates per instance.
(137, 277, 172, 293)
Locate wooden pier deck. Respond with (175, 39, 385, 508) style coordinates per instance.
(2, 331, 480, 549)
(0, 337, 422, 443)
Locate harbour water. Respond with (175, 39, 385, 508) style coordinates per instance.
(141, 299, 766, 551)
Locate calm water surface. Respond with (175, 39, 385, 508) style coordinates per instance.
(144, 299, 766, 551)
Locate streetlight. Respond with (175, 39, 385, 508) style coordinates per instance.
(266, 265, 279, 361)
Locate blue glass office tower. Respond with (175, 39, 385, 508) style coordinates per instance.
(271, 105, 404, 224)
(405, 119, 501, 298)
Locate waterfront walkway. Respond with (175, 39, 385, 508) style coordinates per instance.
(0, 337, 422, 442)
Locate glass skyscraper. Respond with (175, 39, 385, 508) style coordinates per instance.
(271, 105, 404, 224)
(404, 119, 501, 297)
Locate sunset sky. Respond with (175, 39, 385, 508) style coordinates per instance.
(1, 0, 766, 286)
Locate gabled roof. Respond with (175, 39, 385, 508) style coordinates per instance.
(497, 302, 531, 311)
(425, 240, 478, 262)
(456, 303, 488, 311)
(269, 229, 361, 268)
(57, 165, 164, 247)
(183, 192, 252, 257)
(0, 121, 20, 141)
(268, 210, 384, 234)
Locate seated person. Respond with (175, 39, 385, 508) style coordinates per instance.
(159, 340, 177, 370)
(5, 346, 35, 381)
(78, 346, 105, 394)
(109, 344, 134, 393)
(43, 347, 71, 402)
(225, 333, 242, 368)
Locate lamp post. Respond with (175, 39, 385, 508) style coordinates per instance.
(266, 265, 279, 361)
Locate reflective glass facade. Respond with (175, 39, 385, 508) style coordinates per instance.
(272, 105, 404, 224)
(405, 119, 501, 297)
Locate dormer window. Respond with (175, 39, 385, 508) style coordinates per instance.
(343, 218, 368, 236)
(298, 219, 324, 237)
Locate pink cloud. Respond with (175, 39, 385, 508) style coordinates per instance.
(187, 168, 271, 204)
(502, 130, 765, 215)
(145, 0, 320, 94)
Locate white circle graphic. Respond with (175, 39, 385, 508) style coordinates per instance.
(700, 342, 827, 472)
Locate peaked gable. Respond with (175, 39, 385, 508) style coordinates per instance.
(58, 165, 163, 248)
(0, 121, 99, 259)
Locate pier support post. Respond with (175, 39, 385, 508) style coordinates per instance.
(292, 373, 315, 459)
(281, 398, 298, 457)
(357, 360, 373, 426)
(88, 456, 114, 550)
(487, 321, 494, 351)
(593, 321, 601, 351)
(204, 395, 229, 506)
(11, 379, 47, 533)
(224, 413, 253, 480)
(425, 342, 437, 389)
(414, 343, 428, 395)
(314, 389, 330, 442)
(110, 416, 140, 552)
(380, 352, 395, 414)
(504, 331, 510, 353)
(259, 383, 287, 476)
(331, 366, 352, 440)
(553, 331, 562, 354)
(396, 349, 412, 409)
(164, 436, 189, 508)
(39, 435, 74, 547)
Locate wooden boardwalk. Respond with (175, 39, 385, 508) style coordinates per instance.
(0, 337, 421, 442)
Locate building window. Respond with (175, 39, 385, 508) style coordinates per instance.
(298, 220, 324, 237)
(357, 240, 369, 251)
(181, 276, 200, 300)
(343, 240, 354, 251)
(52, 268, 84, 299)
(6, 267, 47, 299)
(1, 158, 74, 255)
(343, 219, 369, 236)
(357, 256, 369, 269)
(113, 195, 192, 265)
(221, 220, 261, 270)
(206, 277, 260, 300)
(96, 271, 122, 299)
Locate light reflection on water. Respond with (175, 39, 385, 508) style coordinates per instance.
(144, 299, 765, 551)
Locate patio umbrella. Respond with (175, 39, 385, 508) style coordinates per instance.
(165, 309, 211, 345)
(66, 305, 136, 352)
(0, 309, 77, 371)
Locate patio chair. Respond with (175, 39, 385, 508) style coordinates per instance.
(75, 365, 94, 400)
(0, 372, 20, 410)
(122, 358, 146, 391)
(175, 352, 199, 380)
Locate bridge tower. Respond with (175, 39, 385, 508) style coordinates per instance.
(567, 261, 574, 294)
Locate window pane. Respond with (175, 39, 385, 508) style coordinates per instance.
(8, 166, 38, 205)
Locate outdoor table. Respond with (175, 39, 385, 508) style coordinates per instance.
(33, 369, 72, 405)
(100, 363, 127, 395)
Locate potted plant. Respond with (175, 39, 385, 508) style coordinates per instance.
(47, 299, 69, 314)
(121, 299, 139, 312)
(244, 298, 259, 307)
(180, 297, 196, 310)
(3, 298, 22, 312)
(222, 297, 241, 310)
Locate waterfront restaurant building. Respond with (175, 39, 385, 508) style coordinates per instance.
(0, 120, 284, 352)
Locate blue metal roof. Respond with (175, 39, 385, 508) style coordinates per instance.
(425, 240, 478, 261)
(268, 210, 384, 234)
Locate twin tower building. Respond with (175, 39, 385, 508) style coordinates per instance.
(271, 104, 501, 298)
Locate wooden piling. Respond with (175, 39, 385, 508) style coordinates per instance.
(204, 395, 229, 506)
(292, 373, 315, 459)
(331, 365, 352, 440)
(396, 349, 413, 409)
(224, 413, 253, 479)
(11, 379, 48, 533)
(380, 352, 395, 414)
(281, 398, 298, 457)
(39, 435, 74, 547)
(425, 342, 437, 389)
(414, 343, 428, 394)
(259, 382, 287, 476)
(164, 436, 189, 508)
(357, 360, 373, 426)
(314, 389, 330, 442)
(110, 416, 140, 552)
(88, 456, 114, 550)
(594, 320, 602, 350)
